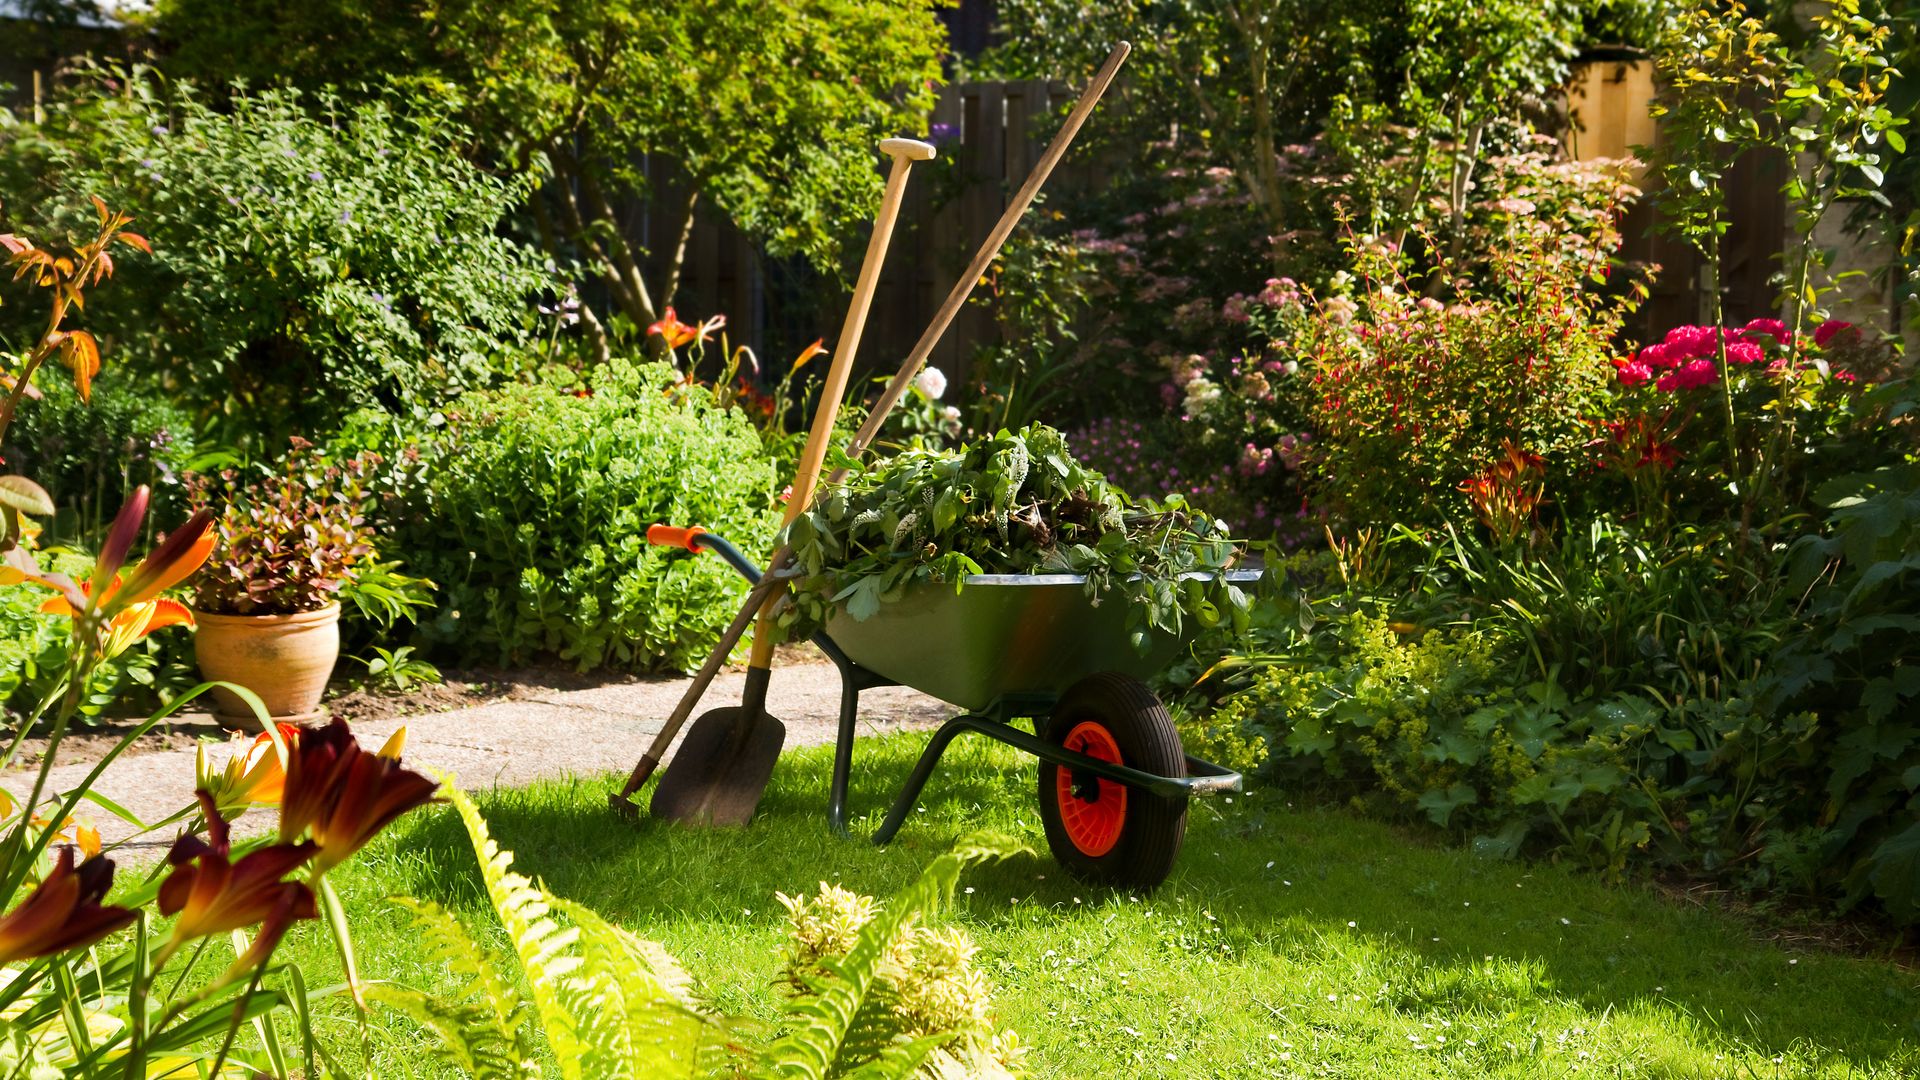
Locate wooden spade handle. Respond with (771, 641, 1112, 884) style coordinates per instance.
(840, 42, 1131, 469)
(747, 137, 935, 670)
(615, 139, 934, 803)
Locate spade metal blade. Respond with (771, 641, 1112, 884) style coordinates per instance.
(648, 707, 787, 827)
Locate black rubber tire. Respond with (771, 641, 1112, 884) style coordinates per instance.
(1036, 671, 1188, 890)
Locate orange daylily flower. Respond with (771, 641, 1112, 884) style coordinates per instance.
(198, 723, 299, 818)
(5, 487, 213, 635)
(114, 505, 217, 611)
(647, 307, 699, 349)
(40, 585, 195, 659)
(0, 848, 137, 965)
(647, 308, 725, 349)
(278, 719, 439, 874)
(790, 338, 828, 375)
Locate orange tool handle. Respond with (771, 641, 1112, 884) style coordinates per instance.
(645, 524, 709, 552)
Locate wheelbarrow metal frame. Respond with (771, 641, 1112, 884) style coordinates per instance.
(681, 531, 1245, 842)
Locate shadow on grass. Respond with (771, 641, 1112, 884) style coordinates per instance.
(369, 730, 1919, 1073)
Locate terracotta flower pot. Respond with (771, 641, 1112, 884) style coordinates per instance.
(192, 603, 341, 729)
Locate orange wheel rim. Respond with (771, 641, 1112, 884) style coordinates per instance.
(1056, 721, 1127, 857)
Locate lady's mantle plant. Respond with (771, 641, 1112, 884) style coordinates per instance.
(777, 423, 1248, 649)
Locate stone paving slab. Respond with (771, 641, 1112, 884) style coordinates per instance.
(2, 662, 952, 858)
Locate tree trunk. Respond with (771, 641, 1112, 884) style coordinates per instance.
(529, 194, 612, 364)
(661, 187, 701, 309)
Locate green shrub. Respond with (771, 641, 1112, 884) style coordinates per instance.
(0, 371, 201, 546)
(1304, 232, 1621, 529)
(0, 68, 544, 446)
(1202, 611, 1760, 882)
(391, 359, 779, 672)
(1200, 497, 1920, 920)
(1766, 463, 1920, 922)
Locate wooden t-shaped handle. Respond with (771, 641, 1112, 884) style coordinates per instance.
(748, 137, 936, 668)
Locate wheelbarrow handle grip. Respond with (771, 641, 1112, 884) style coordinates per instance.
(645, 526, 764, 584)
(645, 524, 708, 551)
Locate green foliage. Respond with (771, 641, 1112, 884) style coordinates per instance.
(148, 0, 950, 344)
(979, 0, 1590, 247)
(1200, 487, 1920, 920)
(0, 68, 544, 445)
(0, 371, 199, 545)
(779, 424, 1247, 647)
(391, 359, 778, 672)
(381, 786, 1023, 1078)
(1769, 463, 1920, 921)
(353, 644, 442, 693)
(954, 218, 1100, 441)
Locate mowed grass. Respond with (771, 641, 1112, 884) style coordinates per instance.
(271, 732, 1920, 1078)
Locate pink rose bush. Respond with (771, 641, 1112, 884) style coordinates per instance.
(1615, 317, 1881, 394)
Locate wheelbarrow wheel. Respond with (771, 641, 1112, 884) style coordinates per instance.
(1037, 671, 1187, 890)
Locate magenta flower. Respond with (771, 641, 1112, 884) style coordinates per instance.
(1740, 318, 1790, 345)
(1725, 341, 1763, 365)
(1614, 358, 1655, 386)
(1813, 320, 1856, 347)
(1656, 357, 1718, 392)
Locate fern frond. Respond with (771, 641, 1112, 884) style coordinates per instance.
(552, 897, 717, 1078)
(449, 787, 598, 1079)
(364, 983, 538, 1080)
(389, 896, 535, 1057)
(919, 1043, 1024, 1080)
(836, 1031, 954, 1080)
(760, 834, 1022, 1080)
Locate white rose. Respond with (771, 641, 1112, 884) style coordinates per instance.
(914, 366, 948, 400)
(1182, 377, 1221, 416)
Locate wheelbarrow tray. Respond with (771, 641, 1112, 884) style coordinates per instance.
(821, 570, 1262, 712)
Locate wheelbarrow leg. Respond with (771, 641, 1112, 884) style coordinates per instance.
(814, 635, 893, 839)
(874, 714, 999, 845)
(828, 678, 860, 838)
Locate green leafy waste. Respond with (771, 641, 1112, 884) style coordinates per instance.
(776, 424, 1250, 649)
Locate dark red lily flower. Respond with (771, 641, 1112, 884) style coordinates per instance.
(158, 835, 316, 950)
(277, 719, 359, 848)
(278, 718, 439, 873)
(309, 741, 441, 873)
(92, 485, 148, 592)
(113, 506, 216, 610)
(0, 848, 137, 964)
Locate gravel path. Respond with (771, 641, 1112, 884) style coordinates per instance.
(2, 661, 952, 859)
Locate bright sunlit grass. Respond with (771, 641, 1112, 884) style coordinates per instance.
(275, 732, 1920, 1078)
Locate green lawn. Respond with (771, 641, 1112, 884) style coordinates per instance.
(277, 732, 1920, 1078)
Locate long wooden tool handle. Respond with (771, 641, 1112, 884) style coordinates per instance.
(618, 139, 933, 801)
(748, 138, 934, 670)
(616, 46, 1129, 803)
(838, 40, 1131, 472)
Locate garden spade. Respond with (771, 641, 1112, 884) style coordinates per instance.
(647, 137, 938, 826)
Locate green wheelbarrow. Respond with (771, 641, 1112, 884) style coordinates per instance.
(652, 528, 1249, 890)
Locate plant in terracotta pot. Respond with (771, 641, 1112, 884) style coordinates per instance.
(187, 439, 376, 727)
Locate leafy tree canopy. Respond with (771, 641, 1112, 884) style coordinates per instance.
(147, 0, 951, 341)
